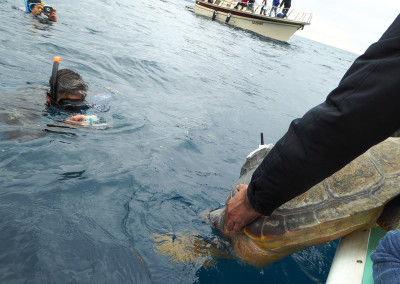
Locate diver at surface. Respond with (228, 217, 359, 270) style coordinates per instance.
(47, 57, 98, 126)
(25, 0, 57, 22)
(47, 57, 88, 111)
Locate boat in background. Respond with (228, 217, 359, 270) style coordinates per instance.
(194, 0, 312, 42)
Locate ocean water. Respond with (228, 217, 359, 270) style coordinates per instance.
(0, 0, 360, 283)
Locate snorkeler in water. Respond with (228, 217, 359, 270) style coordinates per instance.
(47, 57, 97, 126)
(25, 0, 57, 22)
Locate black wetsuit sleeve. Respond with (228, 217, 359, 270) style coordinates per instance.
(247, 14, 400, 216)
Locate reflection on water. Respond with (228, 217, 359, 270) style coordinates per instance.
(0, 86, 46, 142)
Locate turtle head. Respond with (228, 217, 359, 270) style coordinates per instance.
(208, 208, 233, 241)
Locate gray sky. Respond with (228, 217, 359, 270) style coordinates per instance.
(293, 1, 400, 54)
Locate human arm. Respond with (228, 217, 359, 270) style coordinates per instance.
(225, 15, 400, 233)
(246, 15, 400, 216)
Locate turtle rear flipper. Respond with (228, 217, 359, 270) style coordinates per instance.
(377, 195, 400, 231)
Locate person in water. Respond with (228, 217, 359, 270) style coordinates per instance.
(223, 14, 400, 283)
(25, 0, 57, 22)
(47, 57, 93, 125)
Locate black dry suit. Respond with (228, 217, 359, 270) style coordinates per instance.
(247, 14, 400, 216)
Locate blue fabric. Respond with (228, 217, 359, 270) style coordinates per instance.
(371, 229, 400, 284)
(25, 0, 41, 13)
(273, 0, 280, 6)
(269, 6, 277, 16)
(24, 0, 30, 12)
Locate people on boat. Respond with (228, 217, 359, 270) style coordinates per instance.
(279, 0, 291, 18)
(269, 0, 280, 17)
(234, 0, 248, 10)
(223, 16, 400, 282)
(247, 0, 255, 12)
(260, 0, 267, 15)
(25, 0, 57, 22)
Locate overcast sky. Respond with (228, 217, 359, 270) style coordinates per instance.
(291, 1, 400, 54)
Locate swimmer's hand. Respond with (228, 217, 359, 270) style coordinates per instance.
(30, 3, 43, 15)
(46, 7, 57, 22)
(65, 115, 98, 126)
(31, 3, 57, 22)
(65, 115, 89, 126)
(69, 115, 86, 121)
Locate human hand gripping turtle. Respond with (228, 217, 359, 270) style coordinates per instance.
(153, 16, 400, 274)
(224, 184, 261, 234)
(210, 14, 400, 265)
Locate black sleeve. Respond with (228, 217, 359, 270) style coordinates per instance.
(247, 14, 400, 216)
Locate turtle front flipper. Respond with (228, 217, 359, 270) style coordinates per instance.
(151, 231, 233, 267)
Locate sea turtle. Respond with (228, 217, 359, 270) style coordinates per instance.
(208, 137, 400, 267)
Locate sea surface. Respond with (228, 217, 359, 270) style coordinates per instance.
(0, 0, 360, 283)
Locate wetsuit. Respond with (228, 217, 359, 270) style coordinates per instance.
(247, 14, 400, 216)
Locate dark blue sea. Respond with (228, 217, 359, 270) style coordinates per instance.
(0, 0, 359, 283)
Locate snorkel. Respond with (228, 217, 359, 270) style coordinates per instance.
(49, 56, 61, 104)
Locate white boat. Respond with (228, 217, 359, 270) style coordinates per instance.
(194, 0, 312, 42)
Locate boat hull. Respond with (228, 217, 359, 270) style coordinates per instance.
(194, 0, 309, 42)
